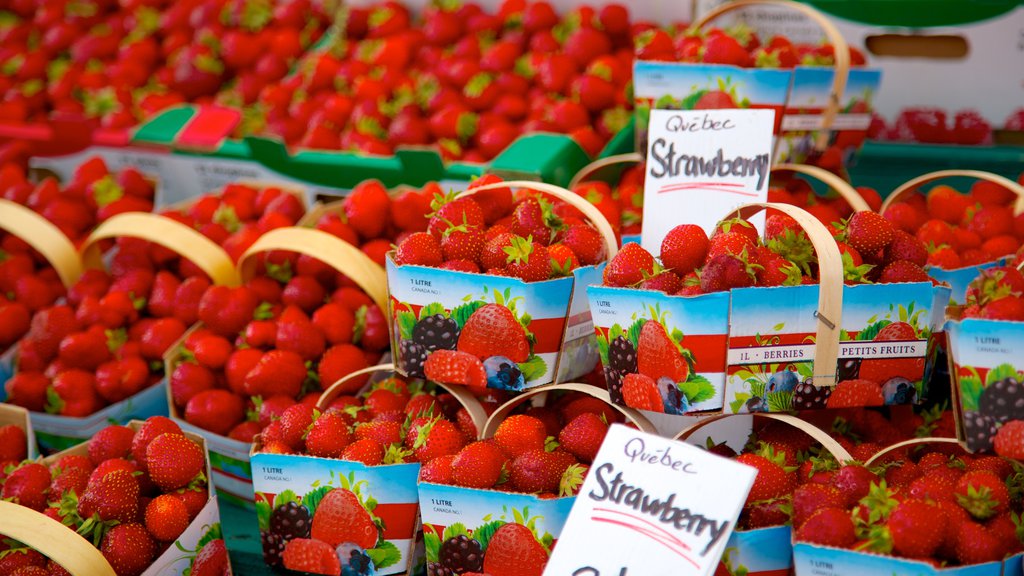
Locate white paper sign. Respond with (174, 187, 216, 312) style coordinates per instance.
(640, 109, 775, 254)
(543, 425, 756, 576)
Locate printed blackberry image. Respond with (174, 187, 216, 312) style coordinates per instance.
(399, 339, 428, 377)
(979, 377, 1024, 425)
(603, 366, 624, 403)
(427, 562, 453, 576)
(270, 501, 311, 542)
(745, 396, 768, 413)
(413, 314, 459, 351)
(837, 358, 861, 381)
(792, 378, 831, 410)
(261, 530, 286, 566)
(439, 534, 484, 574)
(963, 411, 997, 452)
(608, 335, 637, 374)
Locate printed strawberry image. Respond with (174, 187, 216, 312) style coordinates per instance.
(310, 488, 379, 550)
(425, 509, 555, 576)
(457, 304, 530, 363)
(483, 523, 550, 576)
(857, 321, 925, 402)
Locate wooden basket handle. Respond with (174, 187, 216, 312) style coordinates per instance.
(773, 163, 870, 212)
(0, 199, 83, 288)
(0, 501, 116, 576)
(461, 180, 619, 260)
(237, 227, 388, 311)
(80, 213, 239, 286)
(674, 413, 854, 463)
(881, 170, 1024, 216)
(863, 437, 961, 467)
(316, 363, 489, 440)
(480, 383, 655, 438)
(568, 153, 644, 189)
(695, 0, 849, 149)
(729, 202, 843, 387)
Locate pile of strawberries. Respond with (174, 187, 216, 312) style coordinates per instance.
(170, 250, 388, 442)
(159, 182, 306, 262)
(869, 108, 1002, 146)
(602, 207, 933, 295)
(253, 0, 636, 160)
(0, 422, 27, 465)
(392, 176, 608, 281)
(0, 0, 329, 129)
(882, 178, 1024, 270)
(569, 163, 644, 240)
(0, 157, 156, 244)
(634, 24, 866, 68)
(0, 416, 229, 576)
(961, 265, 1024, 321)
(0, 230, 65, 354)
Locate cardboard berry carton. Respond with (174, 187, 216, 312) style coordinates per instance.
(11, 419, 232, 576)
(164, 227, 391, 505)
(879, 170, 1024, 304)
(387, 180, 618, 390)
(676, 413, 855, 576)
(417, 383, 655, 576)
(250, 364, 488, 576)
(723, 203, 950, 413)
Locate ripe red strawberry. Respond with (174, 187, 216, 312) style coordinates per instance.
(483, 523, 550, 576)
(639, 270, 683, 293)
(423, 349, 487, 388)
(558, 413, 608, 463)
(660, 224, 709, 276)
(318, 344, 371, 393)
(511, 197, 554, 245)
(305, 411, 354, 458)
(101, 523, 155, 576)
(57, 329, 111, 370)
(145, 494, 190, 542)
(621, 373, 663, 412)
(441, 221, 485, 263)
(927, 185, 972, 224)
(343, 179, 391, 240)
(0, 425, 26, 462)
(395, 231, 444, 266)
(429, 196, 485, 239)
(276, 306, 326, 361)
(561, 224, 606, 266)
(510, 448, 576, 493)
(830, 464, 878, 507)
(130, 416, 182, 466)
(278, 403, 317, 450)
(467, 175, 513, 224)
(243, 350, 307, 398)
(312, 303, 355, 345)
(88, 425, 135, 465)
(310, 488, 378, 549)
(79, 468, 140, 523)
(452, 440, 506, 488)
(504, 236, 552, 282)
(792, 483, 846, 528)
(342, 438, 385, 466)
(185, 390, 245, 437)
(826, 379, 884, 408)
(603, 242, 655, 287)
(198, 286, 260, 337)
(480, 231, 516, 270)
(878, 259, 931, 284)
(547, 243, 580, 276)
(281, 276, 327, 313)
(493, 414, 547, 458)
(456, 303, 529, 363)
(2, 463, 51, 511)
(844, 211, 894, 255)
(703, 32, 749, 66)
(146, 432, 204, 491)
(420, 454, 456, 484)
(888, 499, 945, 558)
(954, 521, 1004, 564)
(4, 372, 49, 412)
(700, 254, 757, 292)
(736, 453, 796, 506)
(795, 507, 855, 548)
(885, 230, 928, 266)
(954, 470, 1009, 520)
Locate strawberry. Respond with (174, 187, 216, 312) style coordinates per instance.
(830, 464, 877, 507)
(993, 420, 1024, 459)
(602, 242, 655, 287)
(318, 344, 371, 393)
(281, 276, 327, 313)
(343, 179, 391, 240)
(419, 454, 456, 484)
(456, 303, 530, 363)
(146, 432, 204, 491)
(482, 523, 549, 576)
(639, 270, 683, 293)
(130, 416, 182, 466)
(198, 286, 260, 337)
(441, 221, 485, 264)
(4, 372, 49, 412)
(621, 373, 663, 412)
(101, 524, 155, 576)
(243, 350, 307, 398)
(2, 463, 51, 511)
(703, 32, 749, 66)
(395, 231, 444, 267)
(144, 494, 190, 542)
(878, 260, 930, 284)
(281, 538, 342, 576)
(561, 224, 606, 266)
(795, 508, 855, 548)
(88, 425, 134, 465)
(844, 211, 894, 255)
(57, 329, 111, 370)
(452, 440, 506, 488)
(826, 379, 884, 408)
(494, 415, 547, 458)
(79, 468, 140, 523)
(511, 448, 576, 493)
(0, 425, 26, 462)
(278, 403, 318, 450)
(558, 413, 608, 463)
(660, 224, 709, 276)
(423, 350, 487, 388)
(503, 236, 552, 282)
(342, 438, 385, 466)
(954, 521, 1004, 564)
(355, 420, 402, 446)
(305, 411, 354, 458)
(184, 390, 245, 437)
(964, 205, 1013, 240)
(547, 243, 580, 276)
(793, 483, 846, 528)
(312, 303, 356, 346)
(954, 470, 1009, 520)
(276, 306, 326, 361)
(429, 196, 485, 239)
(736, 452, 796, 506)
(309, 488, 378, 549)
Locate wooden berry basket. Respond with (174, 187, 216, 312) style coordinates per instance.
(386, 180, 618, 390)
(165, 226, 388, 505)
(248, 363, 487, 576)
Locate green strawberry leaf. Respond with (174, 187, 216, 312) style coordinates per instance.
(424, 530, 442, 562)
(766, 391, 793, 412)
(397, 310, 417, 340)
(419, 302, 447, 320)
(609, 323, 624, 342)
(451, 300, 486, 329)
(596, 332, 610, 366)
(518, 356, 548, 383)
(273, 489, 301, 509)
(985, 363, 1020, 387)
(730, 393, 752, 414)
(255, 501, 271, 532)
(441, 522, 470, 541)
(367, 540, 402, 570)
(194, 523, 222, 552)
(856, 320, 891, 341)
(302, 486, 333, 517)
(472, 520, 505, 552)
(626, 318, 645, 348)
(679, 375, 715, 404)
(959, 370, 984, 413)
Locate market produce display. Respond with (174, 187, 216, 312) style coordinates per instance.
(0, 0, 1022, 575)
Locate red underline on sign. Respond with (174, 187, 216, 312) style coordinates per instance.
(658, 182, 759, 197)
(591, 508, 700, 568)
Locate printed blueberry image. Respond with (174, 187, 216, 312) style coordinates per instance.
(484, 356, 525, 391)
(767, 370, 798, 393)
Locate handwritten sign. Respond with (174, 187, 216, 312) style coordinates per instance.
(640, 109, 775, 254)
(542, 425, 756, 576)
